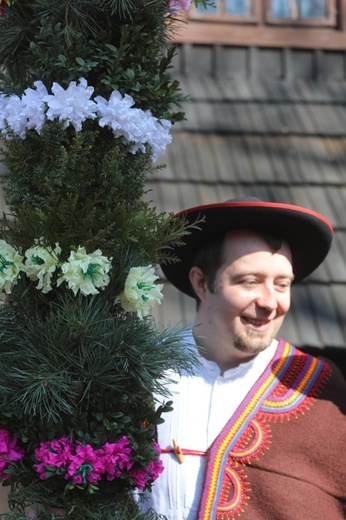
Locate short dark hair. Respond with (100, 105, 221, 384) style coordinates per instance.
(190, 230, 283, 304)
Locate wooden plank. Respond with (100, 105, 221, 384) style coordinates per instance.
(323, 139, 346, 179)
(260, 136, 295, 184)
(287, 284, 323, 347)
(274, 103, 304, 133)
(307, 138, 341, 184)
(319, 51, 346, 79)
(215, 46, 248, 79)
(243, 136, 275, 182)
(326, 232, 346, 282)
(286, 137, 318, 182)
(307, 285, 346, 347)
(323, 187, 346, 227)
(329, 285, 346, 339)
(227, 136, 258, 183)
(172, 20, 346, 51)
(256, 48, 284, 80)
(308, 104, 345, 135)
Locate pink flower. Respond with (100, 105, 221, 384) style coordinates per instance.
(94, 437, 134, 481)
(0, 429, 24, 480)
(129, 441, 164, 490)
(66, 444, 97, 478)
(33, 435, 163, 489)
(167, 0, 191, 11)
(34, 436, 74, 479)
(129, 458, 164, 490)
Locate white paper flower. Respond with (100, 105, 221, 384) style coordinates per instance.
(95, 91, 135, 134)
(0, 82, 48, 138)
(44, 78, 97, 131)
(0, 240, 24, 294)
(1, 78, 172, 160)
(2, 94, 28, 138)
(131, 114, 172, 163)
(21, 81, 49, 134)
(95, 91, 172, 161)
(57, 247, 112, 296)
(0, 94, 9, 134)
(23, 240, 62, 293)
(115, 265, 163, 319)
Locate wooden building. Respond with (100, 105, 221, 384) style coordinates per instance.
(145, 0, 346, 373)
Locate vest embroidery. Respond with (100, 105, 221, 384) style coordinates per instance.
(197, 340, 331, 520)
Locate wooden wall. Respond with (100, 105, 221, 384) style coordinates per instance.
(172, 44, 346, 80)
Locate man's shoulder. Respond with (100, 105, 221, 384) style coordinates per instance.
(279, 340, 346, 411)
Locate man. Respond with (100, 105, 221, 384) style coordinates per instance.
(142, 198, 346, 520)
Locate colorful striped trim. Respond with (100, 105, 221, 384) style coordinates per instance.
(197, 340, 331, 520)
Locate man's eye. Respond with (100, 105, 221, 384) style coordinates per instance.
(242, 279, 257, 286)
(276, 281, 291, 289)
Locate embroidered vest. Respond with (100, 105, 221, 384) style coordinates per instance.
(197, 339, 331, 520)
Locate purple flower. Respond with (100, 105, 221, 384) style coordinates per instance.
(34, 436, 74, 479)
(94, 437, 134, 481)
(33, 435, 163, 489)
(0, 429, 24, 480)
(167, 0, 192, 11)
(129, 441, 164, 489)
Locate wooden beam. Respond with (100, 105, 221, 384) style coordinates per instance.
(171, 16, 346, 50)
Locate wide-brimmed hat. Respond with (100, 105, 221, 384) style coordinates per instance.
(161, 198, 334, 297)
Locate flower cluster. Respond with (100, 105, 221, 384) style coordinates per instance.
(34, 436, 163, 491)
(0, 429, 24, 480)
(0, 240, 164, 317)
(0, 78, 172, 162)
(115, 265, 164, 319)
(0, 239, 111, 297)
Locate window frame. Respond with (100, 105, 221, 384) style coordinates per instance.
(188, 0, 338, 27)
(264, 0, 337, 26)
(189, 0, 261, 24)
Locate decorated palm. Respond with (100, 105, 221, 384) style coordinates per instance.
(0, 0, 204, 518)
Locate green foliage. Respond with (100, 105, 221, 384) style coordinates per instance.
(0, 0, 187, 121)
(0, 121, 152, 212)
(0, 0, 201, 518)
(0, 282, 198, 517)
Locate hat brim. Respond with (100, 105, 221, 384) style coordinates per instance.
(161, 201, 334, 297)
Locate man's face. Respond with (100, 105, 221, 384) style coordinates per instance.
(202, 230, 294, 357)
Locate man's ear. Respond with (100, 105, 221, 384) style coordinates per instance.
(189, 266, 208, 303)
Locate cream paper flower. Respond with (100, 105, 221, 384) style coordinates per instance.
(23, 241, 62, 293)
(115, 265, 163, 320)
(0, 240, 24, 294)
(57, 247, 112, 296)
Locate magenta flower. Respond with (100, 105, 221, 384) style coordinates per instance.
(66, 444, 99, 484)
(167, 0, 191, 11)
(34, 436, 74, 479)
(33, 435, 163, 490)
(129, 458, 164, 490)
(129, 441, 164, 489)
(0, 429, 24, 480)
(94, 437, 134, 480)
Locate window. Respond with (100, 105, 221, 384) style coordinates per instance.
(192, 0, 260, 22)
(190, 0, 337, 26)
(266, 0, 336, 25)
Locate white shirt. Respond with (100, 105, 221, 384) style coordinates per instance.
(140, 331, 278, 520)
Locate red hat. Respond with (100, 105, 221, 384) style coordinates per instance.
(161, 198, 334, 297)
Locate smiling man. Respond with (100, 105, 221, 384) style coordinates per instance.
(140, 198, 346, 520)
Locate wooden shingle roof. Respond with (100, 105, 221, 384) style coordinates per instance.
(145, 65, 346, 370)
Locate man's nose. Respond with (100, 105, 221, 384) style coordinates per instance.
(256, 285, 278, 311)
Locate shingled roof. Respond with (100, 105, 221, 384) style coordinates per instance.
(145, 45, 346, 373)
